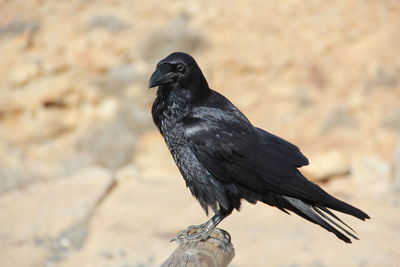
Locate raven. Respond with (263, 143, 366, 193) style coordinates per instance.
(149, 52, 369, 244)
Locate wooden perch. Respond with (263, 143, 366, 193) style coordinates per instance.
(161, 228, 235, 267)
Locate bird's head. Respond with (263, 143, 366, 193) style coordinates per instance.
(148, 52, 208, 91)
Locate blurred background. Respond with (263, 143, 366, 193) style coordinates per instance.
(0, 0, 399, 266)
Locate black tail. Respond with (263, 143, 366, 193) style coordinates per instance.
(261, 191, 369, 243)
(283, 196, 368, 243)
(320, 194, 370, 221)
(295, 172, 370, 221)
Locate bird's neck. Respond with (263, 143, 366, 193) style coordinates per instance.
(187, 71, 209, 95)
(151, 86, 190, 132)
(151, 84, 210, 132)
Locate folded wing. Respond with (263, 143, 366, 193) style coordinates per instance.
(183, 106, 369, 242)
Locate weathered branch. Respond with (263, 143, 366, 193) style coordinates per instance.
(161, 228, 235, 267)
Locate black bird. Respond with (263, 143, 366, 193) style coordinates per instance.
(148, 52, 370, 244)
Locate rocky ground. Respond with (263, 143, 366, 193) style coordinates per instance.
(0, 0, 399, 266)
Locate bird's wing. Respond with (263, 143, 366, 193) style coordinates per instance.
(183, 107, 369, 243)
(182, 106, 321, 201)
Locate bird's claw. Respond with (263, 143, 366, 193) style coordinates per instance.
(170, 223, 209, 244)
(204, 228, 231, 251)
(214, 228, 231, 244)
(170, 225, 231, 251)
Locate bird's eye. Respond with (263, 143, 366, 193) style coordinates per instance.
(177, 63, 185, 72)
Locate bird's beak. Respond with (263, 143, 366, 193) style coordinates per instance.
(148, 67, 175, 89)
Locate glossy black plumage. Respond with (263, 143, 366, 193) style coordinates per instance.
(149, 52, 369, 243)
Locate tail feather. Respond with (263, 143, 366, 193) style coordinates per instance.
(283, 196, 359, 243)
(321, 196, 370, 221)
(313, 206, 358, 240)
(315, 205, 356, 233)
(295, 172, 370, 221)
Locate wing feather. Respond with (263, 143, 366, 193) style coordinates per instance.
(183, 106, 369, 221)
(183, 107, 311, 197)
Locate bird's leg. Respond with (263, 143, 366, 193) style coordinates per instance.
(171, 209, 231, 246)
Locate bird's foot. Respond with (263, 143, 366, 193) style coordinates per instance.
(213, 228, 231, 245)
(205, 228, 231, 251)
(170, 223, 209, 244)
(170, 225, 231, 249)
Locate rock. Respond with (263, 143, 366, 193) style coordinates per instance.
(302, 150, 350, 181)
(0, 159, 44, 193)
(85, 14, 129, 32)
(41, 54, 68, 75)
(319, 105, 358, 134)
(0, 20, 40, 38)
(382, 108, 400, 131)
(0, 167, 113, 240)
(73, 96, 152, 171)
(8, 58, 41, 86)
(139, 13, 206, 62)
(351, 155, 391, 184)
(57, 165, 186, 267)
(0, 74, 84, 114)
(101, 63, 138, 94)
(364, 65, 400, 92)
(0, 74, 103, 143)
(394, 141, 400, 191)
(74, 119, 136, 170)
(95, 97, 119, 121)
(58, 132, 191, 267)
(96, 62, 151, 95)
(0, 246, 49, 267)
(132, 132, 180, 182)
(0, 167, 113, 266)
